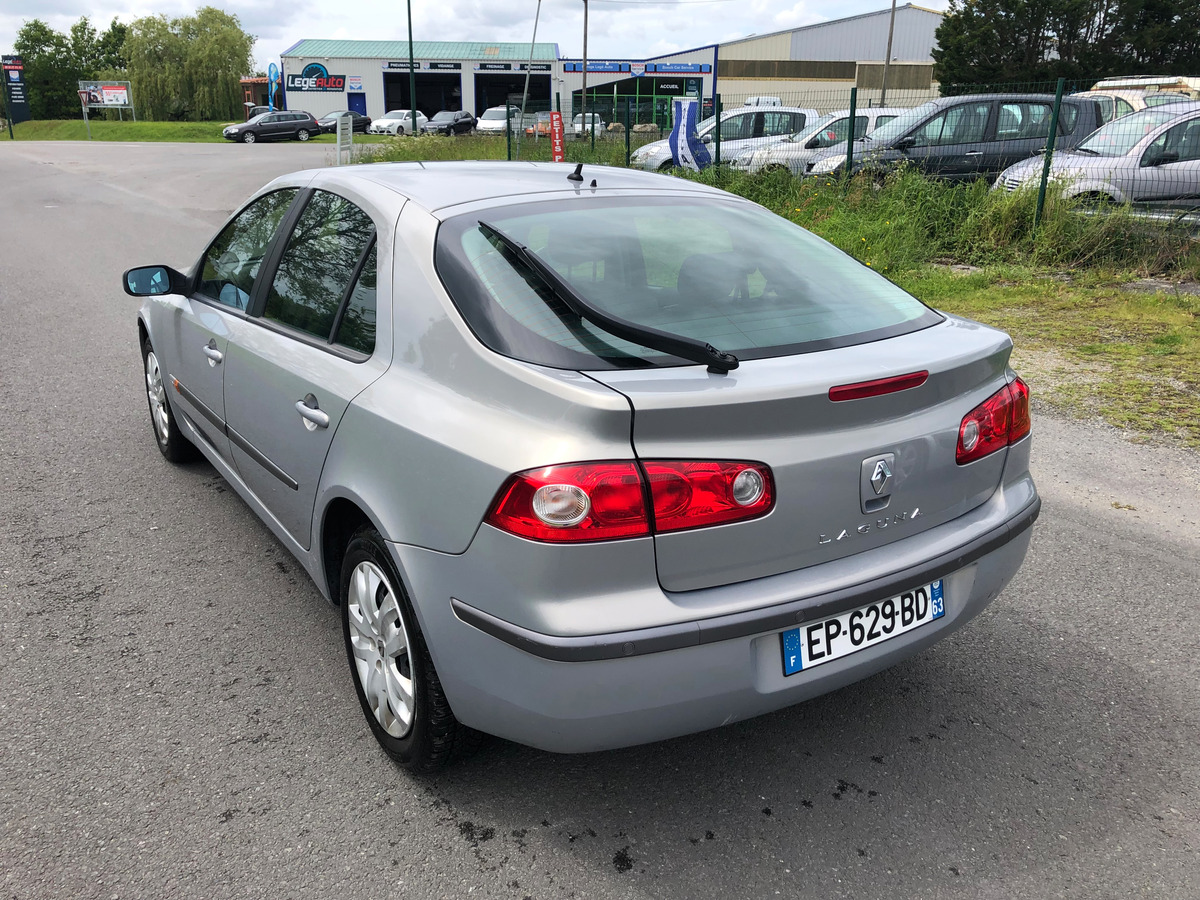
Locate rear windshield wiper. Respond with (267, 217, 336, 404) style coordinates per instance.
(477, 221, 739, 373)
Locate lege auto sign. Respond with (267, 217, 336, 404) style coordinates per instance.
(287, 62, 346, 92)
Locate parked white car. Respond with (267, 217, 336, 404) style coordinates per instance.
(477, 106, 522, 134)
(730, 107, 908, 175)
(995, 103, 1200, 210)
(573, 113, 605, 135)
(368, 110, 428, 136)
(630, 105, 820, 171)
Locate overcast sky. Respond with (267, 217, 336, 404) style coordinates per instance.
(2, 0, 950, 73)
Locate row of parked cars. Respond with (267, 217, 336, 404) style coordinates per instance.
(630, 88, 1200, 209)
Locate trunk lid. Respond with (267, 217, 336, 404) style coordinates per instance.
(588, 317, 1014, 592)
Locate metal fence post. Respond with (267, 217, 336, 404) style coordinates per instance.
(505, 104, 512, 161)
(624, 101, 631, 167)
(845, 86, 857, 183)
(713, 95, 722, 168)
(1034, 77, 1066, 229)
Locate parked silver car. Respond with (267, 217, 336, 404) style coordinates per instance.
(630, 105, 820, 170)
(123, 162, 1038, 770)
(730, 107, 908, 175)
(996, 103, 1200, 208)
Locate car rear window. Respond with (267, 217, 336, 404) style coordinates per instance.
(435, 197, 941, 370)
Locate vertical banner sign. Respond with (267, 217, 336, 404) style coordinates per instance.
(267, 63, 279, 110)
(669, 98, 711, 171)
(3, 55, 31, 125)
(335, 114, 352, 165)
(549, 111, 565, 162)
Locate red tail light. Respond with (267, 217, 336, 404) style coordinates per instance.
(486, 460, 775, 543)
(957, 377, 1031, 465)
(644, 461, 774, 532)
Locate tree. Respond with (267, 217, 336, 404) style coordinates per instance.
(123, 7, 254, 121)
(932, 0, 1200, 87)
(14, 19, 79, 119)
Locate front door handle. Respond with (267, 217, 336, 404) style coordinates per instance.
(202, 340, 223, 365)
(964, 151, 983, 157)
(296, 394, 330, 430)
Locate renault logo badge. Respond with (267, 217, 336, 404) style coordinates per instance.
(870, 459, 893, 495)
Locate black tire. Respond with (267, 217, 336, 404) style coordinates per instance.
(140, 337, 198, 463)
(242, 131, 256, 144)
(296, 129, 310, 142)
(657, 160, 675, 172)
(340, 526, 481, 771)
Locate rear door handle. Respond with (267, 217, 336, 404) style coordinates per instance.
(202, 341, 223, 365)
(296, 394, 330, 430)
(964, 151, 983, 157)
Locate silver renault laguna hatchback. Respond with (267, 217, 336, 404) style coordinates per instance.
(124, 161, 1038, 770)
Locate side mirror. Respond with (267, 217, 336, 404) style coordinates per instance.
(123, 265, 188, 297)
(804, 136, 820, 149)
(895, 135, 916, 152)
(702, 134, 713, 144)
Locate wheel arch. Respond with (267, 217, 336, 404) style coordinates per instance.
(319, 494, 382, 604)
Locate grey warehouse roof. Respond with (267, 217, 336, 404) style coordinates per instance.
(282, 39, 560, 61)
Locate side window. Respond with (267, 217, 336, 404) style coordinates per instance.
(1145, 120, 1200, 163)
(1115, 97, 1134, 118)
(873, 115, 897, 130)
(263, 190, 376, 341)
(1058, 105, 1079, 133)
(851, 115, 869, 140)
(762, 112, 803, 136)
(719, 114, 754, 141)
(909, 103, 990, 147)
(198, 189, 297, 310)
(996, 103, 1053, 140)
(335, 244, 378, 355)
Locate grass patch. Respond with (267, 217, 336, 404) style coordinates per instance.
(903, 267, 1200, 445)
(0, 118, 395, 144)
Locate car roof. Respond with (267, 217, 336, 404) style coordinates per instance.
(298, 161, 735, 217)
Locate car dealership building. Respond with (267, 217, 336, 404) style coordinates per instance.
(277, 4, 941, 121)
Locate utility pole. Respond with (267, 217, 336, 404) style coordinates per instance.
(581, 0, 588, 137)
(880, 0, 897, 106)
(407, 0, 418, 135)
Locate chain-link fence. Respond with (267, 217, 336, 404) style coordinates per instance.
(482, 79, 1200, 232)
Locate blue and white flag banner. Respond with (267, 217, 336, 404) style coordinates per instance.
(668, 98, 711, 172)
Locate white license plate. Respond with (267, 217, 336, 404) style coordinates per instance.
(780, 580, 944, 676)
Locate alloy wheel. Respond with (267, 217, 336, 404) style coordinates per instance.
(346, 560, 414, 738)
(144, 350, 170, 445)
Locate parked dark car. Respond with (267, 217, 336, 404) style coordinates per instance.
(317, 110, 372, 134)
(223, 111, 321, 144)
(806, 93, 1104, 181)
(421, 110, 476, 135)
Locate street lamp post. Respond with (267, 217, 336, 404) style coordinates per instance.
(581, 0, 588, 138)
(408, 0, 418, 135)
(880, 0, 897, 106)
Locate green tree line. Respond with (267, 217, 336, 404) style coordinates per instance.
(934, 0, 1200, 85)
(4, 6, 254, 122)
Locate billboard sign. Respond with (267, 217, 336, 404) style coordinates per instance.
(549, 111, 565, 162)
(78, 80, 133, 108)
(3, 56, 31, 124)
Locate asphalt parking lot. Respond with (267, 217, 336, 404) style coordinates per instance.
(1, 140, 1198, 899)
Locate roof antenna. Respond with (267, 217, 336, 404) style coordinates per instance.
(567, 163, 584, 183)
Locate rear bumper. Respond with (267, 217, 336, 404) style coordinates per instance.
(390, 489, 1038, 754)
